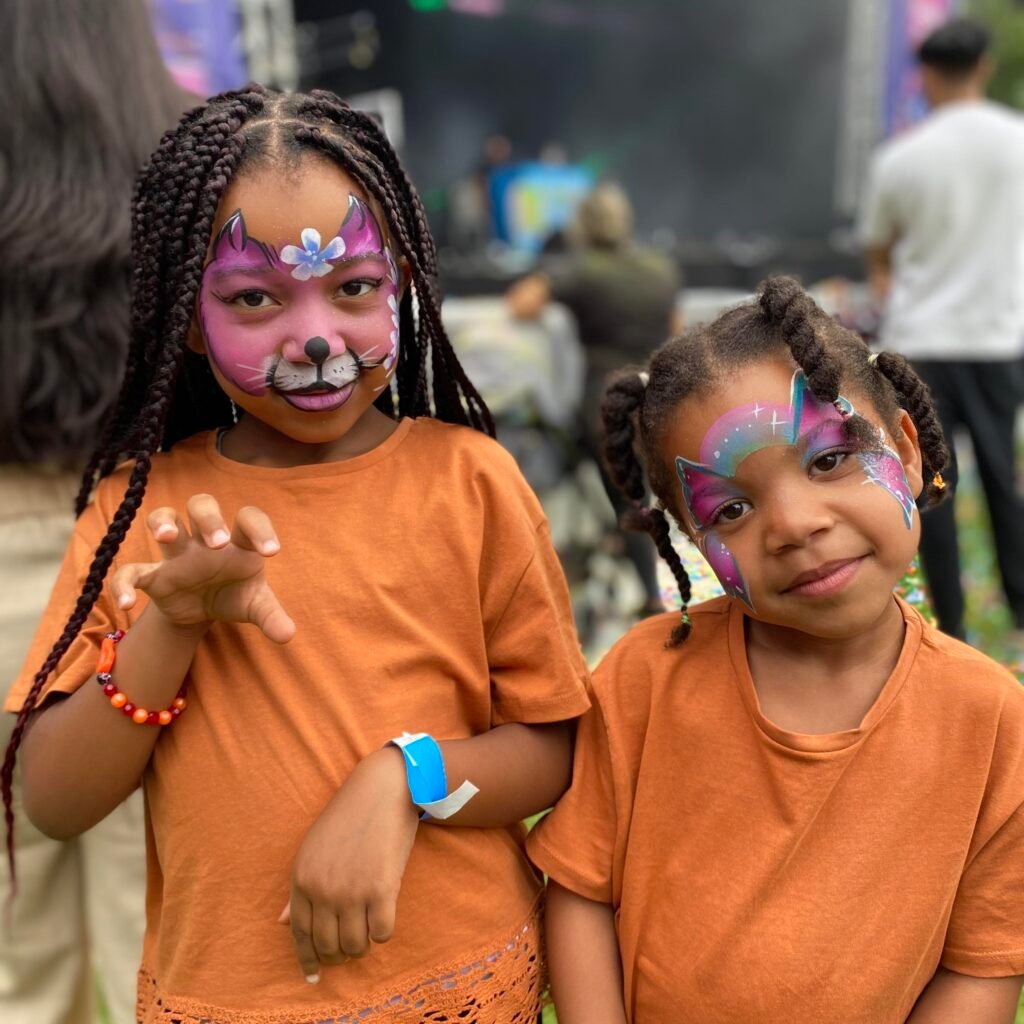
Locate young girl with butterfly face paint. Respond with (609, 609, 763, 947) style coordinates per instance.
(529, 278, 1024, 1024)
(2, 87, 590, 1023)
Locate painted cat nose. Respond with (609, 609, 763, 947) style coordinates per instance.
(304, 336, 331, 364)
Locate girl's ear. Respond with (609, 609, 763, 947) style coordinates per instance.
(186, 318, 207, 356)
(893, 409, 925, 500)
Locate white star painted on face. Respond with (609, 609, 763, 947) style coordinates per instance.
(714, 450, 720, 459)
(770, 410, 788, 435)
(752, 403, 764, 419)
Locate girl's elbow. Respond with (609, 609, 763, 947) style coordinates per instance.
(21, 782, 89, 840)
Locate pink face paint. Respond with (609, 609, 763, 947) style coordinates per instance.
(700, 532, 753, 608)
(198, 196, 399, 410)
(859, 442, 917, 528)
(673, 370, 916, 610)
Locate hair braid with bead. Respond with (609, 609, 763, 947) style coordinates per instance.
(4, 85, 495, 884)
(601, 372, 693, 646)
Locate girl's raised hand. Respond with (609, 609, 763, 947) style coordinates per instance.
(109, 493, 296, 644)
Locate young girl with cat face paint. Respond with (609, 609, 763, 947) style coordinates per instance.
(529, 278, 1024, 1023)
(3, 86, 589, 1023)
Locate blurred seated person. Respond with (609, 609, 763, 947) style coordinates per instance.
(508, 183, 682, 614)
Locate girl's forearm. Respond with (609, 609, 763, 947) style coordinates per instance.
(434, 721, 574, 827)
(546, 881, 627, 1024)
(21, 603, 205, 838)
(905, 968, 1023, 1024)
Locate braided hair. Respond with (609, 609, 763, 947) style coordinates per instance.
(602, 275, 951, 648)
(2, 85, 494, 879)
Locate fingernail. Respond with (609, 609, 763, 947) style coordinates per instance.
(305, 973, 320, 984)
(155, 525, 175, 540)
(118, 594, 132, 608)
(211, 529, 230, 546)
(261, 540, 280, 554)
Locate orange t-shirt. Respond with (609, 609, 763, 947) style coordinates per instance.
(8, 418, 590, 1024)
(528, 596, 1024, 1023)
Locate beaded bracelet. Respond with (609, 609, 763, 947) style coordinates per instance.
(95, 630, 187, 726)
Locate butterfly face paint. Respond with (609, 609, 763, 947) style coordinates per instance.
(674, 371, 915, 610)
(198, 194, 400, 413)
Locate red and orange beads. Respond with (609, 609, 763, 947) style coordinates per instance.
(95, 630, 187, 727)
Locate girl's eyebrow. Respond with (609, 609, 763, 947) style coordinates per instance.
(798, 418, 852, 453)
(331, 253, 387, 268)
(206, 252, 387, 283)
(688, 478, 744, 503)
(206, 262, 279, 282)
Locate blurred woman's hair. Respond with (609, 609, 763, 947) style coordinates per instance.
(576, 182, 634, 250)
(0, 0, 188, 465)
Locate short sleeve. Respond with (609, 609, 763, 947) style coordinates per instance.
(526, 691, 618, 903)
(941, 695, 1024, 977)
(4, 492, 127, 714)
(859, 152, 900, 249)
(486, 521, 589, 727)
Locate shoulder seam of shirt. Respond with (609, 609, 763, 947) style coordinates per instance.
(482, 520, 547, 646)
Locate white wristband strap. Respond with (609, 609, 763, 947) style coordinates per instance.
(388, 732, 479, 820)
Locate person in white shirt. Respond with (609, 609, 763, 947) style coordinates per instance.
(861, 17, 1024, 642)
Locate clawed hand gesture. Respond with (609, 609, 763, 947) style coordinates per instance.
(111, 493, 295, 643)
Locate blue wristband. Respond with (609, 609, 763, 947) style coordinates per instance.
(388, 732, 480, 820)
(390, 732, 448, 808)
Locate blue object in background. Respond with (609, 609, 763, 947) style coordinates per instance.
(489, 162, 594, 254)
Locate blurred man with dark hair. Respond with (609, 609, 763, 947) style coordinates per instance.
(861, 17, 1024, 644)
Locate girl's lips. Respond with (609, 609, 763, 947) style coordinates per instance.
(783, 556, 866, 598)
(280, 382, 355, 412)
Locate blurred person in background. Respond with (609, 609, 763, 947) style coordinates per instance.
(0, 1, 189, 1021)
(508, 182, 682, 615)
(861, 17, 1024, 644)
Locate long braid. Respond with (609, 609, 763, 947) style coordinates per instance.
(2, 88, 267, 884)
(873, 352, 951, 506)
(759, 275, 842, 404)
(602, 371, 692, 646)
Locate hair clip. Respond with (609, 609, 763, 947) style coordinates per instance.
(867, 352, 880, 367)
(638, 371, 650, 388)
(681, 610, 691, 627)
(932, 472, 947, 491)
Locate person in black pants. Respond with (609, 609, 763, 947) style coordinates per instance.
(861, 19, 1024, 640)
(914, 360, 1024, 640)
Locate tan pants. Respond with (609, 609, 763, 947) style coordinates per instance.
(0, 467, 146, 1024)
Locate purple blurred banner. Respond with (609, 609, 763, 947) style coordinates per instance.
(149, 0, 248, 97)
(884, 0, 960, 136)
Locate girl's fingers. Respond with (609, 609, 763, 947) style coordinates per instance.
(311, 906, 348, 966)
(337, 905, 371, 959)
(232, 506, 280, 556)
(248, 589, 296, 645)
(366, 897, 396, 945)
(185, 493, 230, 548)
(287, 894, 321, 984)
(146, 508, 190, 556)
(109, 562, 161, 610)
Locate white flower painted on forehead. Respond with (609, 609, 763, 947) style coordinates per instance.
(280, 228, 345, 280)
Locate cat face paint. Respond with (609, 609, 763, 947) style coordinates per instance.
(674, 371, 915, 609)
(198, 194, 400, 413)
